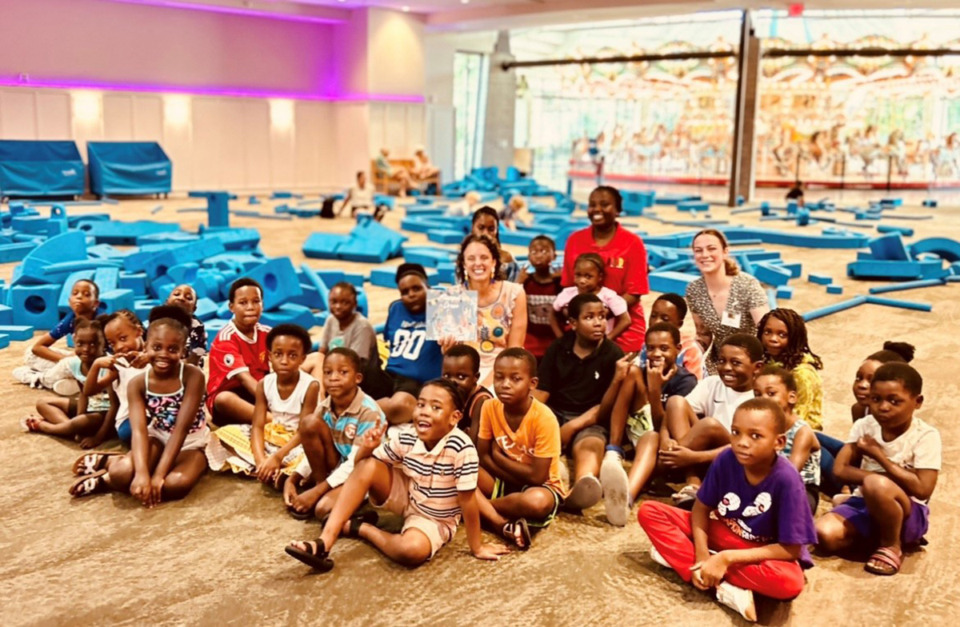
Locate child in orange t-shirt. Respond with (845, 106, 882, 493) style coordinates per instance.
(476, 348, 566, 550)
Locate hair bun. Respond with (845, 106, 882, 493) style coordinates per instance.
(882, 341, 915, 363)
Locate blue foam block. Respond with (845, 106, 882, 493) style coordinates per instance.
(802, 296, 868, 322)
(201, 227, 261, 251)
(0, 324, 35, 340)
(402, 246, 457, 268)
(868, 233, 910, 261)
(194, 297, 218, 322)
(313, 270, 365, 288)
(876, 225, 914, 237)
(100, 288, 135, 312)
(826, 284, 844, 295)
(302, 232, 348, 259)
(865, 295, 931, 312)
(0, 242, 38, 263)
(259, 303, 316, 328)
(299, 264, 330, 311)
(0, 333, 10, 349)
(11, 284, 61, 329)
(427, 229, 466, 244)
(775, 286, 794, 300)
(289, 283, 324, 309)
(847, 260, 925, 280)
(655, 194, 701, 206)
(81, 220, 181, 245)
(808, 274, 833, 285)
(93, 266, 119, 293)
(189, 191, 232, 228)
(781, 263, 802, 278)
(142, 238, 227, 280)
(351, 215, 406, 255)
(0, 305, 12, 324)
(498, 230, 538, 246)
(167, 262, 199, 284)
(648, 271, 698, 295)
(676, 200, 710, 212)
(369, 267, 399, 289)
(922, 199, 938, 208)
(336, 237, 392, 263)
(204, 319, 230, 349)
(753, 262, 792, 287)
(134, 299, 160, 321)
(241, 257, 302, 311)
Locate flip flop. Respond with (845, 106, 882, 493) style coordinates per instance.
(285, 539, 334, 572)
(69, 469, 108, 498)
(865, 546, 902, 576)
(502, 519, 532, 551)
(72, 452, 122, 476)
(343, 511, 379, 538)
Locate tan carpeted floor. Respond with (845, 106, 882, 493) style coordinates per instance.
(0, 192, 957, 626)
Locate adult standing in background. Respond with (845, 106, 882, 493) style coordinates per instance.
(561, 185, 648, 353)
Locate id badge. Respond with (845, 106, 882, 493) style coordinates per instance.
(721, 310, 742, 328)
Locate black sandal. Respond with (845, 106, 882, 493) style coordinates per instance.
(287, 505, 314, 521)
(285, 539, 334, 572)
(343, 511, 379, 538)
(502, 519, 532, 551)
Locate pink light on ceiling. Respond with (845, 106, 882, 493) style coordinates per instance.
(106, 0, 347, 24)
(0, 75, 425, 103)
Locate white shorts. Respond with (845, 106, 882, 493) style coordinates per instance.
(372, 468, 451, 558)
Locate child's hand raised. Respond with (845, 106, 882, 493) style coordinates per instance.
(360, 421, 388, 449)
(473, 543, 511, 561)
(614, 353, 634, 382)
(646, 360, 677, 388)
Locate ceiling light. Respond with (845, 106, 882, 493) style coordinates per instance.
(402, 5, 410, 11)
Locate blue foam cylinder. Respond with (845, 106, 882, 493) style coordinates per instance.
(865, 295, 932, 312)
(802, 296, 867, 322)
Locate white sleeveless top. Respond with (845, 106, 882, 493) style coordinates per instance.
(263, 371, 316, 431)
(113, 357, 148, 428)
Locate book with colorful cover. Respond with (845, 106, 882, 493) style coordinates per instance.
(426, 287, 478, 341)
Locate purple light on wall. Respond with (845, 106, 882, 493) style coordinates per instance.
(0, 75, 425, 103)
(106, 0, 348, 24)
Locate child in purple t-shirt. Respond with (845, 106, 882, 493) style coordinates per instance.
(638, 397, 816, 622)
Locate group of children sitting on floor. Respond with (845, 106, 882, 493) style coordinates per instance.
(16, 233, 940, 622)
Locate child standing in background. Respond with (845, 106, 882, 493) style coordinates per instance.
(206, 325, 320, 488)
(207, 278, 271, 425)
(757, 309, 824, 430)
(21, 319, 110, 443)
(522, 235, 563, 361)
(14, 278, 101, 394)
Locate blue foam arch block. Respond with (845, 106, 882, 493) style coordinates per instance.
(802, 296, 867, 322)
(11, 284, 62, 329)
(19, 231, 88, 283)
(241, 257, 302, 311)
(58, 270, 96, 313)
(908, 237, 960, 263)
(302, 232, 348, 259)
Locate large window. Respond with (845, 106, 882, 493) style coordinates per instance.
(453, 52, 489, 181)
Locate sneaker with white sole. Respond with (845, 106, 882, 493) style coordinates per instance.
(600, 450, 630, 526)
(716, 581, 757, 622)
(649, 545, 670, 568)
(565, 475, 602, 510)
(12, 366, 42, 388)
(53, 378, 81, 396)
(671, 483, 699, 507)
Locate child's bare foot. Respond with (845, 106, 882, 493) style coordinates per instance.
(285, 539, 334, 572)
(72, 452, 122, 476)
(69, 470, 109, 498)
(288, 485, 323, 520)
(501, 519, 531, 551)
(20, 416, 44, 433)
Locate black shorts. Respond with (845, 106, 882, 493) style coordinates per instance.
(210, 386, 256, 425)
(362, 365, 422, 401)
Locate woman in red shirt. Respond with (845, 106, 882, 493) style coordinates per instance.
(562, 186, 648, 352)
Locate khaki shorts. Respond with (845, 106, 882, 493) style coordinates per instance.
(373, 468, 451, 558)
(148, 425, 211, 452)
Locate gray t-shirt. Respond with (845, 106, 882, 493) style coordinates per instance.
(320, 313, 377, 365)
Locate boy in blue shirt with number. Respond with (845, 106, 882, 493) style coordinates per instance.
(365, 263, 443, 425)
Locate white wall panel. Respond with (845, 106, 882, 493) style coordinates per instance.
(191, 97, 223, 189)
(103, 94, 133, 140)
(35, 91, 71, 139)
(0, 90, 39, 139)
(219, 99, 246, 190)
(242, 101, 271, 190)
(132, 96, 163, 141)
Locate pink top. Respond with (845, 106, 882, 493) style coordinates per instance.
(553, 286, 627, 335)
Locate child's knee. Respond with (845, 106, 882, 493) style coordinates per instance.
(162, 472, 197, 500)
(779, 568, 806, 600)
(861, 473, 896, 499)
(315, 494, 335, 519)
(815, 515, 850, 551)
(298, 412, 324, 440)
(526, 489, 556, 518)
(665, 395, 687, 413)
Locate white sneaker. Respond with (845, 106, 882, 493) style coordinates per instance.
(716, 581, 757, 622)
(600, 450, 630, 526)
(12, 366, 41, 388)
(671, 484, 699, 507)
(53, 378, 80, 396)
(649, 545, 670, 568)
(565, 475, 603, 510)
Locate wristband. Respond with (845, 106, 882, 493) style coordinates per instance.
(605, 444, 624, 455)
